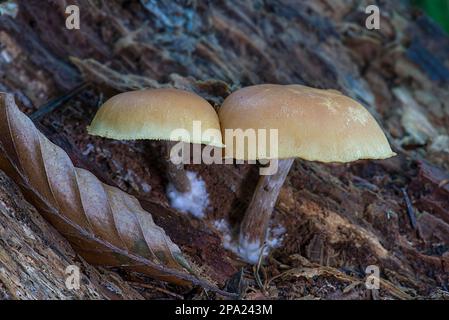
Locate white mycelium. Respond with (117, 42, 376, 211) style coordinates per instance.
(167, 171, 209, 218)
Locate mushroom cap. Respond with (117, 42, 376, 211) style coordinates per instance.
(88, 88, 223, 147)
(219, 84, 396, 162)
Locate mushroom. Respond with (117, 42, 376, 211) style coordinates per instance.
(88, 88, 223, 217)
(219, 84, 396, 263)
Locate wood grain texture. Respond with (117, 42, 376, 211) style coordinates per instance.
(0, 170, 143, 299)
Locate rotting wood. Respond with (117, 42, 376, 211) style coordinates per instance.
(0, 170, 144, 300)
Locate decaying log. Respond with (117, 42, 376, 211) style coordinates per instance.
(0, 170, 143, 299)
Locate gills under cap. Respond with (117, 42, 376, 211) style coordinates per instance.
(219, 84, 396, 162)
(88, 88, 223, 147)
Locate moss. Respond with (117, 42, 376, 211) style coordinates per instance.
(413, 0, 449, 34)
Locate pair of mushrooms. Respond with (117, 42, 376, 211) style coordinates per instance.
(88, 84, 395, 263)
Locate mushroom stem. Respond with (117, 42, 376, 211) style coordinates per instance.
(238, 158, 294, 262)
(162, 141, 191, 193)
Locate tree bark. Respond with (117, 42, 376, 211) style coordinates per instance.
(238, 158, 294, 263)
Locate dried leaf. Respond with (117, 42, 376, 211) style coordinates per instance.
(0, 93, 230, 294)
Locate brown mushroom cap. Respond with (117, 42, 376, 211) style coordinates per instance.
(219, 84, 396, 162)
(88, 88, 223, 147)
(87, 88, 223, 147)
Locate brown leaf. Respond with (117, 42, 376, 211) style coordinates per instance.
(0, 93, 231, 294)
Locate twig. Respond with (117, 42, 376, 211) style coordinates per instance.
(401, 188, 417, 230)
(438, 179, 449, 188)
(127, 281, 184, 299)
(30, 82, 89, 121)
(254, 244, 267, 291)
